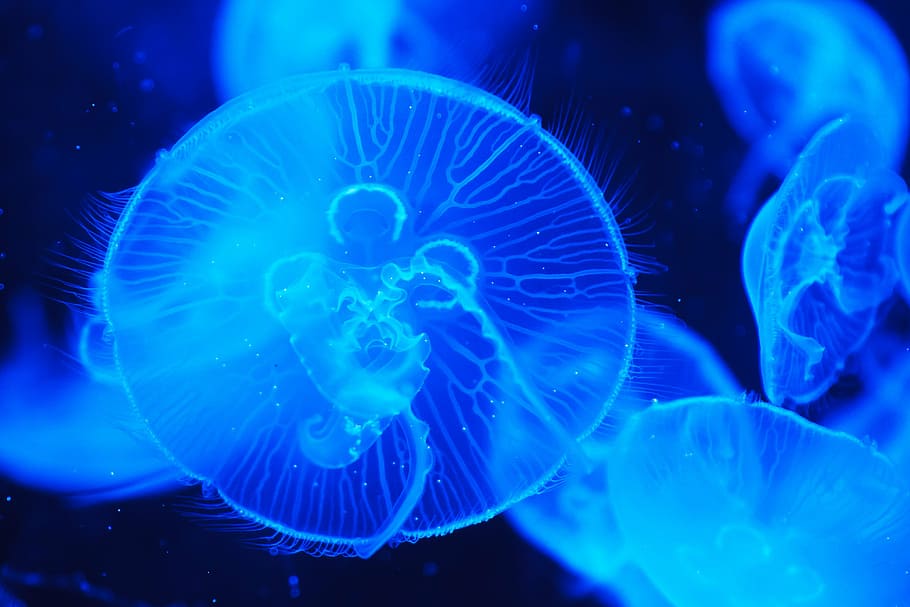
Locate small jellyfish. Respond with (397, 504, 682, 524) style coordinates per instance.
(0, 290, 179, 502)
(95, 68, 637, 557)
(741, 116, 908, 405)
(609, 396, 910, 607)
(508, 310, 740, 606)
(211, 0, 541, 101)
(706, 0, 909, 224)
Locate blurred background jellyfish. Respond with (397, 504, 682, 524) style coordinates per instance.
(0, 580, 24, 607)
(94, 67, 637, 558)
(609, 395, 910, 607)
(0, 289, 180, 503)
(894, 201, 910, 304)
(706, 0, 909, 225)
(211, 0, 545, 101)
(823, 331, 910, 472)
(508, 309, 741, 606)
(741, 116, 908, 405)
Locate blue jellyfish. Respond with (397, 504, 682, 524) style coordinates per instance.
(95, 68, 637, 557)
(609, 395, 910, 607)
(0, 290, 180, 502)
(211, 0, 542, 101)
(508, 309, 740, 606)
(741, 116, 908, 405)
(707, 0, 909, 224)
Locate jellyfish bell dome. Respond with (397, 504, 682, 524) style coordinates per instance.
(98, 67, 637, 557)
(609, 395, 910, 607)
(707, 0, 909, 224)
(708, 0, 908, 155)
(741, 115, 908, 405)
(211, 0, 540, 102)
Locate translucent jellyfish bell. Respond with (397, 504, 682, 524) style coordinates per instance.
(211, 0, 537, 101)
(98, 68, 636, 557)
(508, 310, 740, 605)
(213, 0, 404, 100)
(707, 0, 909, 224)
(741, 116, 908, 405)
(609, 396, 910, 607)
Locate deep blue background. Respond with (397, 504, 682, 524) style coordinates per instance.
(0, 1, 907, 605)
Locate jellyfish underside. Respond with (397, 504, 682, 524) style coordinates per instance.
(771, 170, 902, 396)
(742, 116, 908, 404)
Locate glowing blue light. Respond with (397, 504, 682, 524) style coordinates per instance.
(609, 395, 910, 607)
(211, 0, 540, 101)
(97, 68, 636, 558)
(0, 290, 179, 502)
(741, 116, 908, 405)
(707, 0, 909, 224)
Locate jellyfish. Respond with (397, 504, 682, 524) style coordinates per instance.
(741, 116, 908, 405)
(0, 290, 180, 502)
(211, 0, 542, 101)
(507, 309, 740, 606)
(93, 67, 637, 557)
(609, 395, 910, 607)
(706, 0, 909, 224)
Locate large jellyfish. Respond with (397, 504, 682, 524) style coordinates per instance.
(508, 310, 741, 606)
(0, 290, 179, 502)
(609, 395, 910, 607)
(95, 68, 637, 557)
(707, 0, 909, 225)
(741, 116, 908, 405)
(211, 0, 542, 101)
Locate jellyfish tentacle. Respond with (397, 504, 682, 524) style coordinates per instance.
(266, 248, 434, 551)
(353, 407, 432, 558)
